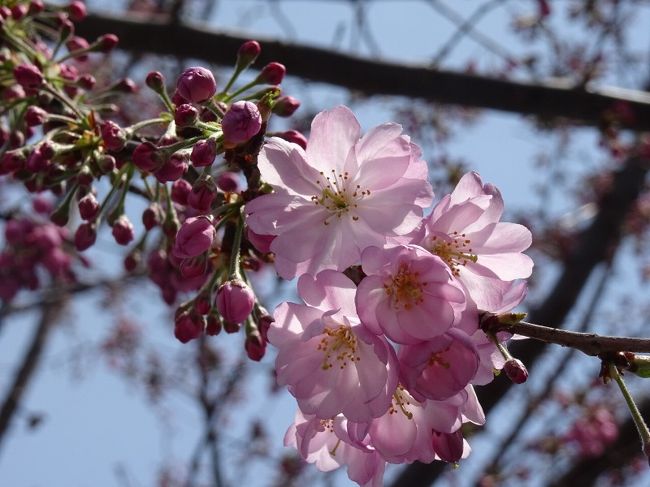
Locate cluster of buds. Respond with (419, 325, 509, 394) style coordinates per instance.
(0, 3, 305, 362)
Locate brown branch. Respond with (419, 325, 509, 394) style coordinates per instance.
(489, 320, 650, 356)
(0, 300, 63, 453)
(74, 12, 650, 130)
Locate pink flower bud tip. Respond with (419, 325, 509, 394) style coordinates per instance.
(222, 101, 262, 145)
(277, 129, 307, 150)
(174, 103, 198, 127)
(273, 96, 300, 117)
(216, 172, 239, 192)
(173, 216, 215, 259)
(68, 1, 87, 22)
(245, 331, 266, 361)
(14, 64, 43, 89)
(237, 40, 261, 66)
(176, 67, 217, 103)
(74, 223, 96, 251)
(190, 138, 217, 167)
(216, 279, 255, 325)
(504, 358, 528, 384)
(145, 71, 165, 92)
(100, 120, 126, 151)
(257, 62, 286, 85)
(78, 193, 99, 221)
(112, 215, 135, 245)
(174, 313, 204, 344)
(96, 34, 119, 52)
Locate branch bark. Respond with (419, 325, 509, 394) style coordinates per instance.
(75, 12, 650, 130)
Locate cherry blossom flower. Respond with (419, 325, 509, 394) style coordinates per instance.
(415, 171, 533, 313)
(245, 105, 433, 279)
(356, 245, 468, 344)
(285, 410, 386, 487)
(268, 270, 398, 422)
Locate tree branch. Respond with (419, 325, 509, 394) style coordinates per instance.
(75, 12, 650, 130)
(0, 300, 63, 454)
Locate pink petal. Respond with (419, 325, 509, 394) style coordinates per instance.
(306, 106, 360, 174)
(258, 137, 321, 196)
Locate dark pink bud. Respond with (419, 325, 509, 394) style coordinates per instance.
(174, 103, 198, 127)
(145, 71, 165, 93)
(174, 312, 204, 343)
(190, 138, 217, 167)
(432, 430, 464, 463)
(247, 227, 275, 254)
(504, 358, 528, 384)
(96, 154, 115, 173)
(277, 129, 307, 149)
(222, 101, 262, 145)
(74, 223, 96, 251)
(176, 67, 216, 103)
(256, 62, 286, 85)
(154, 151, 188, 183)
(25, 106, 47, 126)
(14, 64, 43, 89)
(114, 78, 138, 94)
(273, 96, 300, 117)
(142, 204, 162, 230)
(178, 255, 208, 279)
(32, 196, 53, 214)
(68, 1, 86, 21)
(171, 179, 192, 206)
(216, 172, 239, 192)
(96, 33, 119, 52)
(206, 314, 222, 336)
(188, 179, 216, 212)
(101, 120, 127, 151)
(0, 150, 25, 174)
(78, 74, 95, 90)
(112, 215, 134, 245)
(132, 142, 162, 172)
(65, 36, 89, 61)
(26, 146, 50, 172)
(78, 193, 99, 221)
(0, 7, 10, 19)
(11, 4, 27, 20)
(194, 294, 211, 315)
(29, 1, 45, 15)
(245, 329, 266, 361)
(256, 310, 273, 343)
(5, 219, 32, 245)
(124, 252, 139, 272)
(216, 278, 255, 325)
(237, 40, 261, 67)
(173, 216, 215, 259)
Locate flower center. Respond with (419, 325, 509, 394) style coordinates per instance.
(428, 231, 478, 276)
(311, 169, 370, 225)
(428, 347, 452, 369)
(388, 385, 414, 420)
(317, 325, 360, 370)
(384, 263, 426, 310)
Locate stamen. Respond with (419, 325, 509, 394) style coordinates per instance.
(317, 325, 361, 370)
(429, 233, 478, 276)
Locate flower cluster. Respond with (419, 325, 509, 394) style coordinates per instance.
(245, 106, 533, 484)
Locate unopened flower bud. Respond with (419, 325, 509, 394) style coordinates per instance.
(216, 171, 239, 192)
(245, 329, 266, 361)
(272, 96, 300, 117)
(66, 36, 89, 62)
(112, 215, 134, 245)
(132, 142, 162, 172)
(78, 193, 99, 221)
(171, 179, 192, 206)
(173, 216, 215, 259)
(74, 223, 96, 251)
(101, 120, 127, 151)
(11, 4, 27, 20)
(174, 312, 204, 343)
(78, 74, 95, 90)
(432, 430, 464, 463)
(176, 67, 216, 103)
(504, 358, 528, 384)
(124, 251, 140, 272)
(277, 129, 307, 149)
(68, 1, 87, 21)
(145, 71, 165, 93)
(142, 204, 161, 230)
(96, 154, 116, 173)
(256, 62, 286, 85)
(25, 106, 47, 126)
(222, 101, 262, 145)
(154, 151, 188, 183)
(29, 1, 45, 15)
(188, 178, 216, 212)
(206, 313, 222, 336)
(95, 33, 119, 52)
(237, 40, 261, 68)
(174, 103, 198, 127)
(190, 138, 217, 167)
(216, 278, 255, 325)
(14, 64, 43, 89)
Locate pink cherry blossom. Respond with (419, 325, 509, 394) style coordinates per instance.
(285, 410, 385, 487)
(245, 105, 433, 279)
(356, 245, 468, 344)
(415, 171, 533, 313)
(268, 270, 398, 422)
(398, 328, 480, 402)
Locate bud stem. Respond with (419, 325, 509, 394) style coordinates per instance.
(609, 363, 650, 460)
(227, 210, 244, 279)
